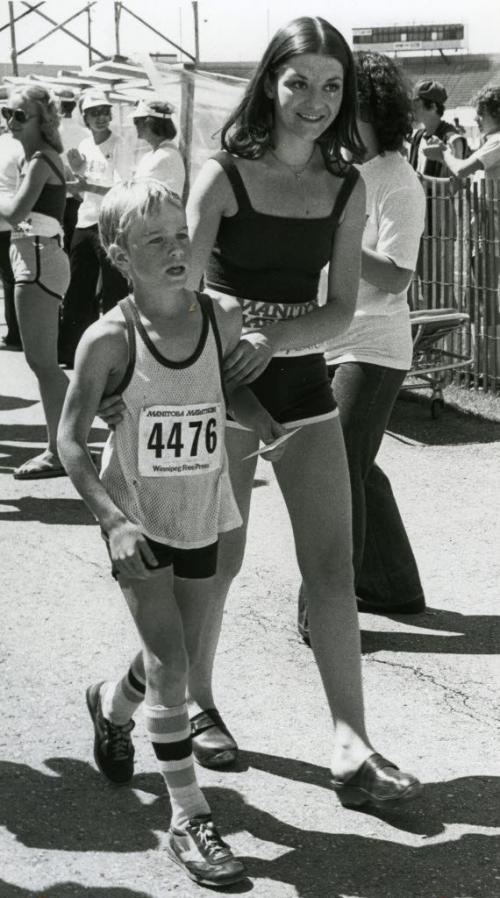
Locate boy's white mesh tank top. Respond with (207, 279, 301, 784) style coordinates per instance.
(100, 294, 242, 549)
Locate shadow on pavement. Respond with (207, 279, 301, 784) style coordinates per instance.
(0, 758, 163, 852)
(0, 395, 38, 412)
(0, 423, 106, 473)
(389, 394, 500, 446)
(235, 753, 500, 833)
(1, 759, 498, 897)
(207, 784, 499, 898)
(0, 883, 154, 898)
(0, 497, 95, 525)
(360, 608, 500, 655)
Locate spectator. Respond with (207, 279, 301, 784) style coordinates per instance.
(423, 85, 500, 182)
(132, 98, 185, 197)
(423, 85, 500, 342)
(58, 90, 130, 368)
(410, 80, 466, 307)
(298, 51, 426, 631)
(54, 87, 87, 255)
(0, 129, 23, 349)
(0, 85, 70, 479)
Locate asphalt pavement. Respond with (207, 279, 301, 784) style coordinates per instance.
(1, 316, 499, 898)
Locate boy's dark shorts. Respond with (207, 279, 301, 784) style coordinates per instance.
(101, 531, 219, 580)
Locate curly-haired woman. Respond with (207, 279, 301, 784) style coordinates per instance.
(0, 85, 70, 479)
(299, 51, 426, 629)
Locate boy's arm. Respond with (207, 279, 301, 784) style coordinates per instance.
(211, 295, 288, 461)
(58, 321, 158, 578)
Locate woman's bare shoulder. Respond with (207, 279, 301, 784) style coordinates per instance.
(189, 155, 238, 215)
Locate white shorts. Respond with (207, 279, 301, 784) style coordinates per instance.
(10, 235, 70, 300)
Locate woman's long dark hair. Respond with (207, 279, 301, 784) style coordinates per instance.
(221, 16, 364, 174)
(355, 52, 413, 154)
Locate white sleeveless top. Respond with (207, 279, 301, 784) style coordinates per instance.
(100, 294, 242, 549)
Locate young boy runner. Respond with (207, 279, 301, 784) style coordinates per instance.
(58, 179, 286, 887)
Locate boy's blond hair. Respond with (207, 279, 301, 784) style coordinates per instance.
(98, 178, 183, 257)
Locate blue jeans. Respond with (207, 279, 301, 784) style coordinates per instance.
(298, 362, 425, 629)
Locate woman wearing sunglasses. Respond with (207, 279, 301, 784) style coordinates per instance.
(0, 85, 70, 479)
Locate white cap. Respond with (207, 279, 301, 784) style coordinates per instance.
(80, 90, 112, 112)
(132, 98, 175, 120)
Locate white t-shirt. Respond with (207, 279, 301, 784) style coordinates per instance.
(134, 140, 185, 196)
(325, 152, 426, 371)
(0, 134, 23, 232)
(59, 115, 88, 198)
(76, 132, 131, 228)
(474, 131, 500, 181)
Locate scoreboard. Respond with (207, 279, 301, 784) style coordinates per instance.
(352, 24, 465, 52)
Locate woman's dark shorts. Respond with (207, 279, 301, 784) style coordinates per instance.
(235, 353, 338, 427)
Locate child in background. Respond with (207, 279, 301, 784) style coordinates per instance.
(58, 178, 286, 887)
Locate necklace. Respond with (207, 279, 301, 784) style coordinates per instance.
(269, 147, 315, 181)
(269, 147, 316, 215)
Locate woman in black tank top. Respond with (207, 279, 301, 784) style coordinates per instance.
(0, 85, 70, 479)
(182, 17, 421, 807)
(102, 16, 422, 810)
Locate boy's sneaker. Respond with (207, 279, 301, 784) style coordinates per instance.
(166, 815, 246, 887)
(86, 681, 135, 784)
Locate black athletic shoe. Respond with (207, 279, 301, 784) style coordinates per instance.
(166, 815, 246, 887)
(86, 681, 135, 784)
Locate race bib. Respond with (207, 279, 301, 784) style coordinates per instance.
(138, 403, 222, 477)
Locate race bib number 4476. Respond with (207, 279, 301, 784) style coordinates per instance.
(138, 403, 222, 477)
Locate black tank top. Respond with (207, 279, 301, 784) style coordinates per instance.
(30, 152, 66, 225)
(205, 151, 359, 304)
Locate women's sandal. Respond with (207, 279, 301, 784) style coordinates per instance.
(331, 753, 422, 809)
(190, 709, 238, 769)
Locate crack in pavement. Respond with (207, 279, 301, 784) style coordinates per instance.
(366, 656, 499, 728)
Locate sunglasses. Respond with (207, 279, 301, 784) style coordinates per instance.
(1, 107, 37, 125)
(86, 106, 112, 117)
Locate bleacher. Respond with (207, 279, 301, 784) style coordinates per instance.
(198, 53, 500, 112)
(399, 53, 500, 107)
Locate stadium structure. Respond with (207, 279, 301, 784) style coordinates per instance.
(195, 23, 500, 146)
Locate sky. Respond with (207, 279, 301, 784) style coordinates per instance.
(0, 0, 499, 68)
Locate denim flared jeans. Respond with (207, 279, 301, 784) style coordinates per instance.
(298, 361, 425, 630)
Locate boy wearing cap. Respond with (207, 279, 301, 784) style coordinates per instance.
(59, 90, 131, 367)
(133, 99, 185, 198)
(409, 80, 465, 307)
(410, 80, 466, 177)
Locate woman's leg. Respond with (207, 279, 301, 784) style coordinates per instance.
(275, 417, 375, 778)
(15, 283, 69, 464)
(280, 418, 421, 801)
(180, 426, 259, 713)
